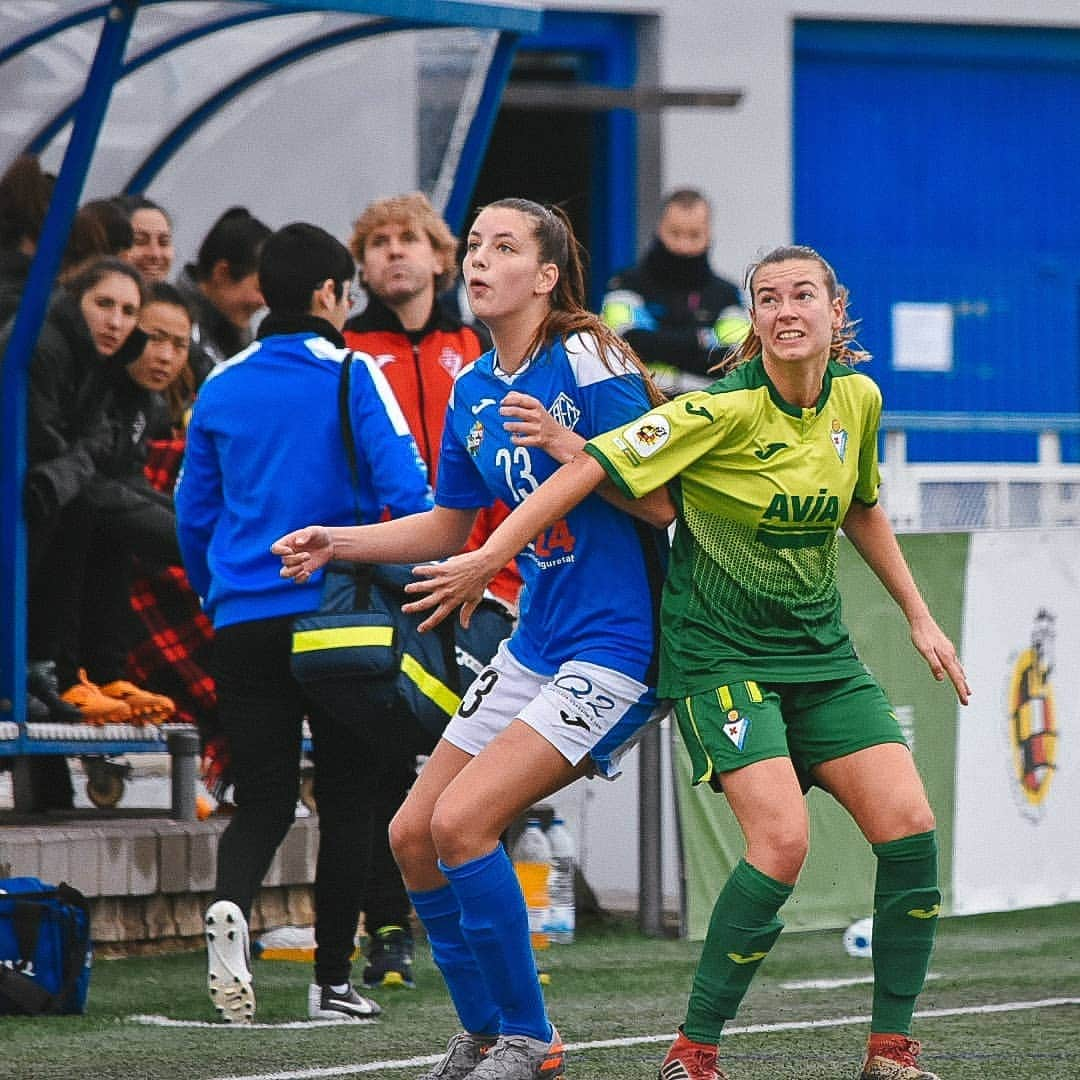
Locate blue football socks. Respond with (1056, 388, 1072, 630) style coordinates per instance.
(440, 845, 551, 1043)
(409, 882, 500, 1036)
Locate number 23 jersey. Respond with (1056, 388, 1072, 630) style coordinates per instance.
(437, 333, 669, 683)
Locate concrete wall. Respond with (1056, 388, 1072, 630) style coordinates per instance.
(0, 818, 316, 952)
(545, 1, 1080, 287)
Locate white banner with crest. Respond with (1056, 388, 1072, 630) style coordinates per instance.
(952, 530, 1080, 914)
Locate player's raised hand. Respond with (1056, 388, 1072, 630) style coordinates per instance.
(501, 391, 581, 462)
(271, 526, 334, 584)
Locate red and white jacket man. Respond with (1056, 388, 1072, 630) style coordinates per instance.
(345, 293, 522, 608)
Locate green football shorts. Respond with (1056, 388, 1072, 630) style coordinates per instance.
(672, 671, 909, 792)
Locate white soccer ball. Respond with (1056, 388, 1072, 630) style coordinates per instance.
(843, 916, 873, 958)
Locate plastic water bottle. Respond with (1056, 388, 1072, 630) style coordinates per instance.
(511, 818, 551, 950)
(545, 817, 576, 944)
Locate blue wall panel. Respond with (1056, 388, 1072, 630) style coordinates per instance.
(794, 21, 1080, 461)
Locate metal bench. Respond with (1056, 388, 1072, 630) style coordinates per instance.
(0, 720, 201, 818)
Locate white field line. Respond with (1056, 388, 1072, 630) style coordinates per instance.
(128, 1015, 358, 1030)
(781, 972, 943, 991)
(128, 996, 1080, 1080)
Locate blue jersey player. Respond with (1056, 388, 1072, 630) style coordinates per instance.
(273, 199, 676, 1080)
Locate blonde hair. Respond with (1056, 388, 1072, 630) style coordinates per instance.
(714, 244, 870, 375)
(479, 198, 666, 408)
(349, 192, 459, 295)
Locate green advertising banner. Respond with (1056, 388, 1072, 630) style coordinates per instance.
(675, 532, 970, 938)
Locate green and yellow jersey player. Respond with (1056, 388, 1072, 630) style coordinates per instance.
(403, 245, 970, 1080)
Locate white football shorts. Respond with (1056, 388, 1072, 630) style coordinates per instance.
(441, 640, 666, 779)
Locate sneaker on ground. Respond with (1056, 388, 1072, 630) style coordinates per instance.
(415, 1030, 497, 1079)
(362, 924, 416, 989)
(861, 1035, 940, 1080)
(98, 678, 176, 724)
(205, 899, 255, 1024)
(307, 983, 381, 1021)
(468, 1025, 565, 1079)
(61, 669, 133, 725)
(658, 1027, 729, 1080)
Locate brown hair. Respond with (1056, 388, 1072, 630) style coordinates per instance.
(716, 244, 870, 374)
(63, 256, 146, 306)
(478, 198, 666, 407)
(0, 155, 52, 249)
(661, 187, 709, 215)
(349, 192, 459, 295)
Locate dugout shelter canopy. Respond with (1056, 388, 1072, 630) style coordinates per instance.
(0, 0, 542, 727)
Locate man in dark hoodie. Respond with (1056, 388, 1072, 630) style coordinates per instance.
(601, 187, 748, 392)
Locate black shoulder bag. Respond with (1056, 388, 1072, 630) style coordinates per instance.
(289, 354, 512, 751)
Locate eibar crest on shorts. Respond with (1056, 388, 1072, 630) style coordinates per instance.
(1007, 608, 1057, 820)
(830, 418, 848, 463)
(723, 709, 750, 750)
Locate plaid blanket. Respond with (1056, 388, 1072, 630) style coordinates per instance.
(125, 438, 218, 734)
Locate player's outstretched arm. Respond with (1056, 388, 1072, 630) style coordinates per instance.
(842, 500, 971, 705)
(500, 391, 675, 529)
(404, 452, 609, 632)
(272, 507, 477, 585)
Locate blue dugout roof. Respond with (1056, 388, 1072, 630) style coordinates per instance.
(0, 0, 542, 726)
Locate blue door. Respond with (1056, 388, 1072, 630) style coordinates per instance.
(794, 21, 1080, 461)
(469, 11, 638, 310)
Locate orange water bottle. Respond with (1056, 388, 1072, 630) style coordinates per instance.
(511, 817, 552, 950)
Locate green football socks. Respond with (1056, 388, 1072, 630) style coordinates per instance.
(684, 858, 793, 1044)
(870, 830, 940, 1035)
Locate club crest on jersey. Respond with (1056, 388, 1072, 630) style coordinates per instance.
(466, 420, 484, 457)
(549, 392, 581, 431)
(624, 413, 670, 458)
(1007, 609, 1057, 821)
(830, 418, 848, 463)
(439, 346, 465, 377)
(723, 709, 750, 750)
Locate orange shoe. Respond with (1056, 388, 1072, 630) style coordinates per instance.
(658, 1028, 728, 1080)
(861, 1034, 941, 1079)
(99, 679, 176, 725)
(61, 669, 133, 725)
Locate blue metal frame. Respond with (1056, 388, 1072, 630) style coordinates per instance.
(125, 19, 404, 192)
(0, 0, 539, 760)
(0, 0, 539, 69)
(443, 31, 521, 232)
(251, 0, 538, 28)
(511, 11, 638, 305)
(0, 0, 138, 748)
(25, 9, 294, 156)
(0, 4, 110, 68)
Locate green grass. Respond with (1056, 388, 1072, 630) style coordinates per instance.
(4, 903, 1079, 1080)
